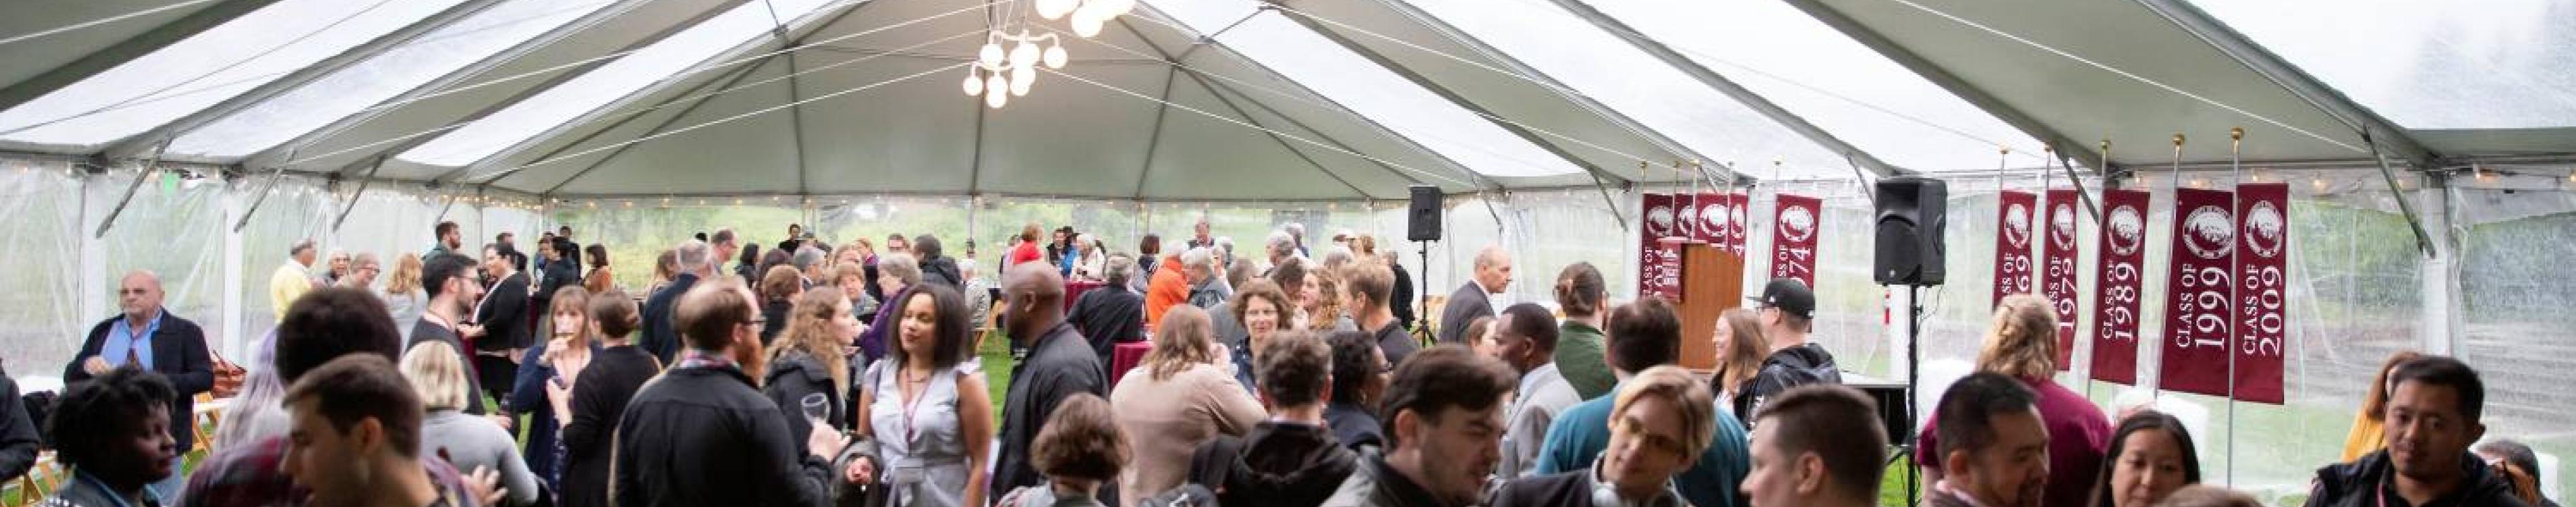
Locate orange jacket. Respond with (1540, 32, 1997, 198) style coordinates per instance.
(1144, 256, 1188, 329)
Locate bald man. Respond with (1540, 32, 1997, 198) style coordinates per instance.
(68, 270, 213, 497)
(990, 262, 1109, 501)
(1437, 246, 1514, 345)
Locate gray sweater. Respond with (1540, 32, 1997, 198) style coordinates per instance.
(420, 410, 540, 506)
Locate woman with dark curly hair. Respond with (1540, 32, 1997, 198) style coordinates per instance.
(43, 366, 178, 506)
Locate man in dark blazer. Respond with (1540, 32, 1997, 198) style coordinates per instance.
(66, 270, 212, 496)
(1436, 246, 1513, 345)
(640, 240, 711, 364)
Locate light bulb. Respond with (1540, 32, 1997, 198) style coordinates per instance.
(987, 74, 1009, 97)
(1010, 66, 1035, 96)
(977, 43, 1005, 67)
(1071, 9, 1107, 38)
(1036, 0, 1077, 20)
(986, 87, 1009, 108)
(962, 72, 984, 95)
(1042, 45, 1069, 68)
(1009, 41, 1040, 68)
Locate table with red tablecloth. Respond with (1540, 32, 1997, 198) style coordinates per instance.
(1108, 341, 1152, 388)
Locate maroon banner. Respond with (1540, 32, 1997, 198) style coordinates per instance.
(1638, 193, 1691, 301)
(2160, 188, 2237, 397)
(1993, 191, 2038, 306)
(2090, 189, 2150, 385)
(2041, 189, 2081, 370)
(1770, 194, 1822, 287)
(1689, 193, 1750, 256)
(2233, 183, 2289, 404)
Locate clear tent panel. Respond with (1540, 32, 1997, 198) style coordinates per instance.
(165, 0, 626, 160)
(397, 0, 844, 168)
(0, 0, 475, 148)
(1396, 0, 1848, 178)
(1578, 0, 2048, 172)
(2186, 0, 2576, 130)
(0, 166, 89, 372)
(1142, 0, 1582, 178)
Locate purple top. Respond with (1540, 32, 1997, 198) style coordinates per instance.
(1916, 375, 2112, 507)
(855, 285, 911, 364)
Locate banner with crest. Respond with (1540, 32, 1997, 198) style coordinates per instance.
(2041, 189, 2081, 370)
(1993, 191, 2039, 306)
(2090, 189, 2150, 385)
(1770, 194, 1822, 287)
(1638, 193, 1691, 301)
(2232, 183, 2289, 404)
(2160, 188, 2237, 397)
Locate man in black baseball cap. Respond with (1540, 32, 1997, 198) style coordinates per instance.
(1735, 278, 1841, 423)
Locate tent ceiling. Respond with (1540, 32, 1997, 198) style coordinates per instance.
(1, 0, 2567, 201)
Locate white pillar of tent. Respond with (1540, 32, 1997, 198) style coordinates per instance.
(220, 179, 245, 361)
(2417, 177, 2462, 355)
(78, 171, 108, 331)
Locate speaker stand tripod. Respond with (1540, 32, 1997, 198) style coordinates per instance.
(1887, 283, 1926, 506)
(1416, 240, 1432, 331)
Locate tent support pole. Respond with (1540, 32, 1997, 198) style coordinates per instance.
(93, 141, 170, 239)
(1584, 169, 1624, 231)
(332, 157, 386, 231)
(2366, 129, 2437, 259)
(2056, 150, 2102, 222)
(234, 166, 287, 233)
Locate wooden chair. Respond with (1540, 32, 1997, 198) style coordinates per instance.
(16, 452, 62, 506)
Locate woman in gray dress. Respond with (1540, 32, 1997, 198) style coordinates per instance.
(851, 283, 994, 507)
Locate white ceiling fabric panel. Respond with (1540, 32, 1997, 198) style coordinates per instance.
(1574, 0, 2046, 172)
(0, 0, 472, 148)
(2187, 0, 2576, 130)
(166, 0, 624, 160)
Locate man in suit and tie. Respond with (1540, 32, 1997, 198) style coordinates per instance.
(1436, 246, 1513, 345)
(67, 270, 213, 498)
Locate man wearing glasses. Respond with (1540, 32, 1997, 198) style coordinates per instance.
(1734, 278, 1843, 425)
(68, 270, 215, 498)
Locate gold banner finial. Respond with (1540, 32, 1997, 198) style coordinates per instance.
(2172, 133, 2187, 147)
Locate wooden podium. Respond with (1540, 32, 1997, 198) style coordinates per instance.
(1670, 241, 1745, 370)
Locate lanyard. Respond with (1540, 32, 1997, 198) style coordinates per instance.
(898, 364, 935, 444)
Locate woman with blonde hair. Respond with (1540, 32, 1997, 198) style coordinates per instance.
(1917, 293, 2112, 507)
(1107, 306, 1264, 506)
(1710, 308, 1767, 414)
(383, 253, 428, 339)
(648, 249, 679, 297)
(510, 285, 598, 490)
(2339, 349, 2422, 461)
(1303, 268, 1355, 332)
(404, 340, 540, 506)
(762, 289, 859, 455)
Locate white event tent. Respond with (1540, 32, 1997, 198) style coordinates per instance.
(1, 0, 2569, 501)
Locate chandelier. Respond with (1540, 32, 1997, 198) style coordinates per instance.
(963, 0, 1138, 108)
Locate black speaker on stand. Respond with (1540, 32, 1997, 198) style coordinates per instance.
(1407, 185, 1440, 335)
(1871, 176, 1946, 507)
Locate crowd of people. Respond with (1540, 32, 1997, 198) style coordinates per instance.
(0, 216, 2556, 507)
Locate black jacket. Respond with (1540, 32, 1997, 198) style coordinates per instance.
(1067, 286, 1144, 364)
(1389, 264, 1415, 331)
(1734, 342, 1841, 420)
(560, 345, 659, 507)
(921, 256, 964, 287)
(612, 364, 831, 507)
(992, 322, 1107, 499)
(1434, 283, 1490, 345)
(639, 272, 700, 364)
(68, 311, 214, 451)
(2305, 450, 2531, 507)
(478, 271, 536, 350)
(760, 351, 847, 458)
(1188, 421, 1357, 507)
(1488, 469, 1687, 507)
(1324, 402, 1384, 454)
(0, 371, 39, 483)
(760, 299, 794, 346)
